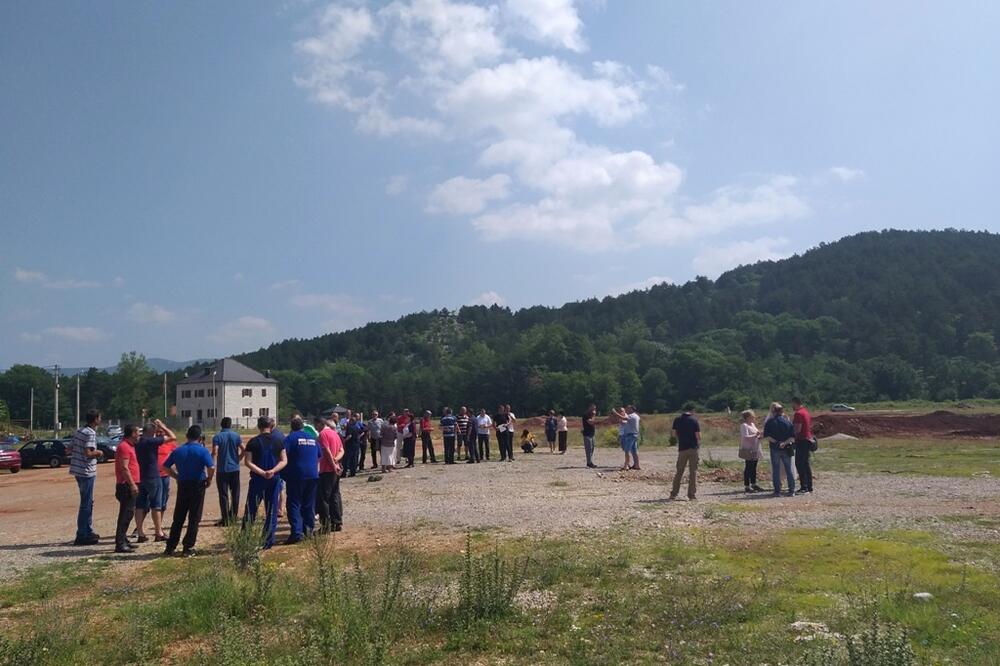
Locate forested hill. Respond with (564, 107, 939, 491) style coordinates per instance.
(230, 229, 1000, 417)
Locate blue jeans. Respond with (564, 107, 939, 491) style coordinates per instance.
(769, 443, 795, 493)
(245, 475, 281, 549)
(75, 475, 96, 539)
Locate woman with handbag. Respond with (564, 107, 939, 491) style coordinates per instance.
(738, 410, 764, 492)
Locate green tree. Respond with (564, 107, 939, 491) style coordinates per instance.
(109, 352, 153, 420)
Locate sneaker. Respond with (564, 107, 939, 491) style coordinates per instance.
(163, 547, 175, 557)
(745, 486, 752, 493)
(114, 545, 133, 554)
(587, 463, 597, 468)
(73, 535, 100, 546)
(181, 549, 197, 558)
(751, 485, 764, 492)
(786, 492, 795, 497)
(668, 494, 678, 501)
(772, 491, 782, 497)
(284, 536, 303, 546)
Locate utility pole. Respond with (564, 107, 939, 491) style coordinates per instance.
(53, 364, 59, 437)
(212, 370, 217, 428)
(76, 374, 81, 430)
(29, 387, 34, 436)
(163, 372, 167, 422)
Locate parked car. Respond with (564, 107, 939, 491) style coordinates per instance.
(2, 435, 22, 446)
(95, 436, 117, 462)
(830, 403, 856, 412)
(0, 444, 21, 473)
(16, 439, 72, 468)
(106, 425, 123, 438)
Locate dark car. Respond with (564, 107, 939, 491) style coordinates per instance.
(95, 436, 117, 462)
(17, 439, 72, 468)
(0, 444, 20, 473)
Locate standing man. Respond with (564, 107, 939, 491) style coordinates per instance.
(440, 408, 459, 464)
(669, 404, 701, 501)
(135, 419, 176, 543)
(791, 398, 814, 494)
(420, 410, 437, 463)
(544, 410, 558, 454)
(366, 411, 384, 470)
(315, 416, 344, 533)
(494, 404, 507, 462)
(212, 417, 244, 526)
(69, 409, 103, 546)
(456, 407, 471, 461)
(611, 405, 642, 471)
(113, 425, 140, 553)
(581, 405, 598, 469)
(281, 415, 321, 544)
(162, 425, 215, 557)
(244, 416, 288, 549)
(466, 410, 480, 463)
(342, 412, 360, 477)
(475, 408, 492, 461)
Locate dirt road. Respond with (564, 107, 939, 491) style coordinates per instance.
(2, 444, 1000, 580)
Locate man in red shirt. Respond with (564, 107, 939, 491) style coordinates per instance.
(315, 416, 345, 533)
(791, 397, 814, 494)
(114, 425, 141, 553)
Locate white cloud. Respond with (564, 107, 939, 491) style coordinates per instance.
(610, 276, 673, 296)
(19, 332, 43, 343)
(127, 302, 177, 324)
(692, 237, 792, 278)
(385, 174, 410, 195)
(112, 276, 126, 287)
(427, 174, 512, 214)
(505, 0, 585, 52)
(382, 0, 506, 72)
(14, 268, 100, 289)
(829, 166, 865, 182)
(470, 290, 506, 306)
(42, 326, 109, 342)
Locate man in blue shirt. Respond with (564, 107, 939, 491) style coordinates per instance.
(281, 415, 321, 545)
(244, 416, 288, 550)
(162, 425, 215, 557)
(440, 408, 458, 464)
(212, 417, 244, 526)
(134, 419, 176, 543)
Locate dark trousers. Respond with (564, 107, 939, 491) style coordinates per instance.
(316, 472, 343, 532)
(558, 431, 568, 453)
(443, 436, 457, 464)
(421, 432, 436, 463)
(285, 477, 318, 539)
(167, 480, 206, 552)
(466, 434, 480, 462)
(244, 475, 280, 549)
(499, 431, 515, 460)
(344, 442, 360, 476)
(216, 470, 240, 525)
(403, 437, 416, 466)
(365, 439, 378, 469)
(794, 441, 813, 491)
(114, 483, 136, 547)
(478, 434, 490, 460)
(743, 460, 758, 487)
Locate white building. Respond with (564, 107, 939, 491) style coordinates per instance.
(176, 358, 278, 429)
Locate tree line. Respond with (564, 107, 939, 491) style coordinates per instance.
(3, 229, 999, 426)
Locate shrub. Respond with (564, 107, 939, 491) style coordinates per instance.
(457, 532, 529, 622)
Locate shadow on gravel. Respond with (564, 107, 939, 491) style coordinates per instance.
(0, 542, 70, 551)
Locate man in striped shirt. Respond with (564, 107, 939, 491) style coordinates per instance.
(69, 409, 104, 545)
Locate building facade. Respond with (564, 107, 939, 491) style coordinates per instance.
(175, 358, 278, 429)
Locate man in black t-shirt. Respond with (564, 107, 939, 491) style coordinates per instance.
(581, 405, 597, 468)
(244, 417, 288, 549)
(670, 405, 701, 500)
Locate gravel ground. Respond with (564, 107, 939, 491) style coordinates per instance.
(2, 445, 999, 581)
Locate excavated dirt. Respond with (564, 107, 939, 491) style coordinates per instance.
(813, 410, 1000, 439)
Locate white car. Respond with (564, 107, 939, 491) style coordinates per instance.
(106, 424, 123, 437)
(830, 403, 856, 412)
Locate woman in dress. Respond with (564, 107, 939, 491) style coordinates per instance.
(738, 410, 764, 492)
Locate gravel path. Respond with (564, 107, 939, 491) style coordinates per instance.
(2, 446, 999, 581)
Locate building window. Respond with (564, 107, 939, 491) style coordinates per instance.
(261, 389, 267, 397)
(195, 389, 205, 398)
(242, 388, 252, 397)
(206, 409, 216, 418)
(242, 408, 253, 417)
(180, 410, 191, 418)
(181, 390, 191, 399)
(258, 407, 270, 417)
(196, 409, 203, 421)
(207, 388, 215, 397)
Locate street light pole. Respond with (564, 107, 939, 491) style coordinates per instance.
(212, 370, 217, 429)
(76, 373, 80, 430)
(29, 387, 34, 436)
(53, 365, 59, 437)
(162, 372, 167, 422)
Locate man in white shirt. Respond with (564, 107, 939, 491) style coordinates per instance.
(475, 409, 493, 460)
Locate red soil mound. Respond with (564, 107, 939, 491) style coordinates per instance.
(812, 410, 1000, 439)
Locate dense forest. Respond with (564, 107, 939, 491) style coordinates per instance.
(3, 229, 1000, 426)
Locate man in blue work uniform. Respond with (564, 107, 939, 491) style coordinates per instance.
(243, 416, 288, 549)
(212, 417, 244, 526)
(162, 425, 215, 557)
(281, 415, 321, 545)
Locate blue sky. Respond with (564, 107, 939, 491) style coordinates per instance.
(2, 1, 998, 368)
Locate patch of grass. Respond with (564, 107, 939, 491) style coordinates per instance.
(0, 560, 111, 608)
(821, 437, 1000, 477)
(548, 480, 570, 488)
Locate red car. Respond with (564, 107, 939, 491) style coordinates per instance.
(0, 444, 21, 473)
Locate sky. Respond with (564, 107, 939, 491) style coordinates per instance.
(2, 1, 999, 369)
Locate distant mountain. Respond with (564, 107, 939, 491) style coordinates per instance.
(231, 229, 1000, 415)
(60, 357, 211, 376)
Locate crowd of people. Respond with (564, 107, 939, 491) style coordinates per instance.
(63, 398, 815, 556)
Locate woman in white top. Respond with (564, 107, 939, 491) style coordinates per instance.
(738, 409, 764, 492)
(557, 412, 569, 454)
